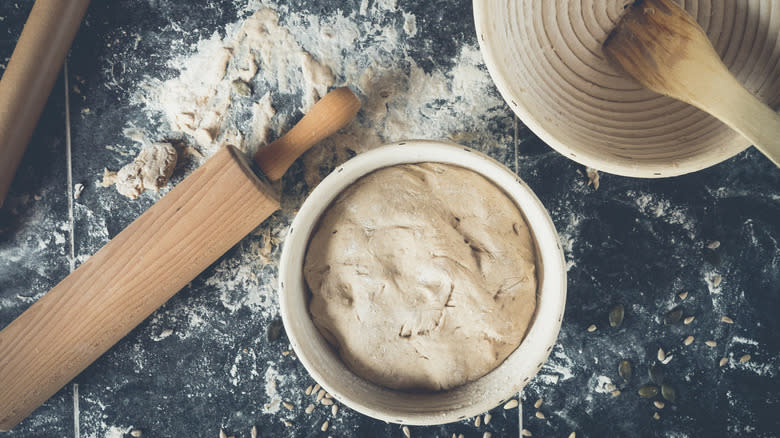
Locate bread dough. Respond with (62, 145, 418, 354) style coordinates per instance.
(304, 163, 537, 391)
(102, 142, 178, 199)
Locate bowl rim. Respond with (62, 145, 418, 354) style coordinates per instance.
(472, 1, 751, 178)
(278, 139, 567, 425)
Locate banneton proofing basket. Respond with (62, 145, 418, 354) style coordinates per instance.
(279, 140, 567, 425)
(474, 0, 780, 177)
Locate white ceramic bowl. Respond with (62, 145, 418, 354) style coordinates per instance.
(474, 0, 780, 177)
(278, 140, 567, 425)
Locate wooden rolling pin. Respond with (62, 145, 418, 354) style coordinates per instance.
(603, 0, 780, 167)
(0, 87, 361, 431)
(0, 0, 91, 207)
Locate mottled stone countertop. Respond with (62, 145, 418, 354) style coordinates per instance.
(0, 1, 778, 437)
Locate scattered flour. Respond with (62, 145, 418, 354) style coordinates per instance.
(263, 365, 282, 414)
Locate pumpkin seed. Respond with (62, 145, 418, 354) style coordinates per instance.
(638, 385, 658, 398)
(619, 359, 632, 381)
(609, 305, 624, 327)
(664, 308, 683, 325)
(661, 384, 676, 403)
(649, 364, 664, 384)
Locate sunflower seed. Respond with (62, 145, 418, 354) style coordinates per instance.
(664, 308, 683, 325)
(305, 385, 313, 395)
(251, 426, 257, 438)
(721, 316, 734, 324)
(684, 336, 694, 346)
(534, 398, 543, 409)
(712, 275, 722, 287)
(402, 426, 410, 438)
(521, 430, 533, 437)
(638, 385, 658, 398)
(503, 399, 519, 409)
(282, 402, 293, 410)
(657, 348, 666, 362)
(719, 357, 728, 367)
(739, 354, 751, 363)
(654, 401, 665, 409)
(322, 421, 329, 432)
(484, 413, 492, 424)
(305, 404, 315, 414)
(609, 305, 624, 327)
(684, 316, 695, 325)
(705, 340, 717, 347)
(474, 416, 481, 427)
(130, 431, 142, 437)
(661, 384, 676, 403)
(332, 404, 339, 416)
(619, 359, 632, 381)
(653, 412, 661, 420)
(535, 411, 545, 419)
(587, 324, 597, 332)
(678, 291, 689, 300)
(649, 364, 664, 384)
(611, 389, 621, 397)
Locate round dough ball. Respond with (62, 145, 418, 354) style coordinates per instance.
(304, 163, 537, 391)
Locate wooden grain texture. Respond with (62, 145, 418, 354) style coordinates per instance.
(0, 145, 278, 431)
(604, 0, 780, 167)
(0, 0, 91, 207)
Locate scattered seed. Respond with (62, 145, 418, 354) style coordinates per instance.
(484, 413, 492, 424)
(705, 340, 717, 347)
(569, 433, 576, 438)
(638, 385, 658, 398)
(678, 291, 689, 300)
(662, 354, 674, 365)
(712, 275, 722, 287)
(664, 308, 683, 325)
(220, 429, 227, 438)
(522, 430, 533, 437)
(684, 336, 694, 346)
(611, 389, 621, 397)
(587, 324, 597, 332)
(251, 426, 257, 438)
(312, 383, 321, 394)
(653, 412, 661, 420)
(719, 357, 729, 367)
(503, 399, 519, 409)
(684, 316, 695, 325)
(282, 350, 291, 356)
(317, 389, 326, 401)
(654, 401, 665, 409)
(402, 425, 411, 438)
(707, 241, 720, 249)
(282, 401, 293, 410)
(474, 415, 481, 427)
(332, 404, 339, 416)
(619, 359, 632, 381)
(609, 304, 625, 327)
(649, 364, 664, 385)
(535, 411, 545, 419)
(739, 354, 751, 363)
(321, 421, 329, 432)
(458, 434, 464, 438)
(534, 398, 543, 409)
(321, 398, 334, 406)
(283, 420, 293, 427)
(325, 392, 333, 399)
(483, 433, 492, 438)
(231, 79, 252, 96)
(661, 384, 677, 403)
(305, 404, 315, 414)
(305, 385, 313, 395)
(657, 348, 666, 362)
(721, 316, 734, 324)
(130, 431, 142, 437)
(605, 383, 617, 391)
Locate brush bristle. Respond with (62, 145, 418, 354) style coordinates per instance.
(603, 0, 712, 95)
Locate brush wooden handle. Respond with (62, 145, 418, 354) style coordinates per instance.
(689, 70, 780, 167)
(254, 87, 361, 181)
(0, 87, 360, 431)
(0, 146, 279, 431)
(0, 0, 91, 207)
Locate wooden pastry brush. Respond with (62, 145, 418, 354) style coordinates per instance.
(603, 0, 780, 167)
